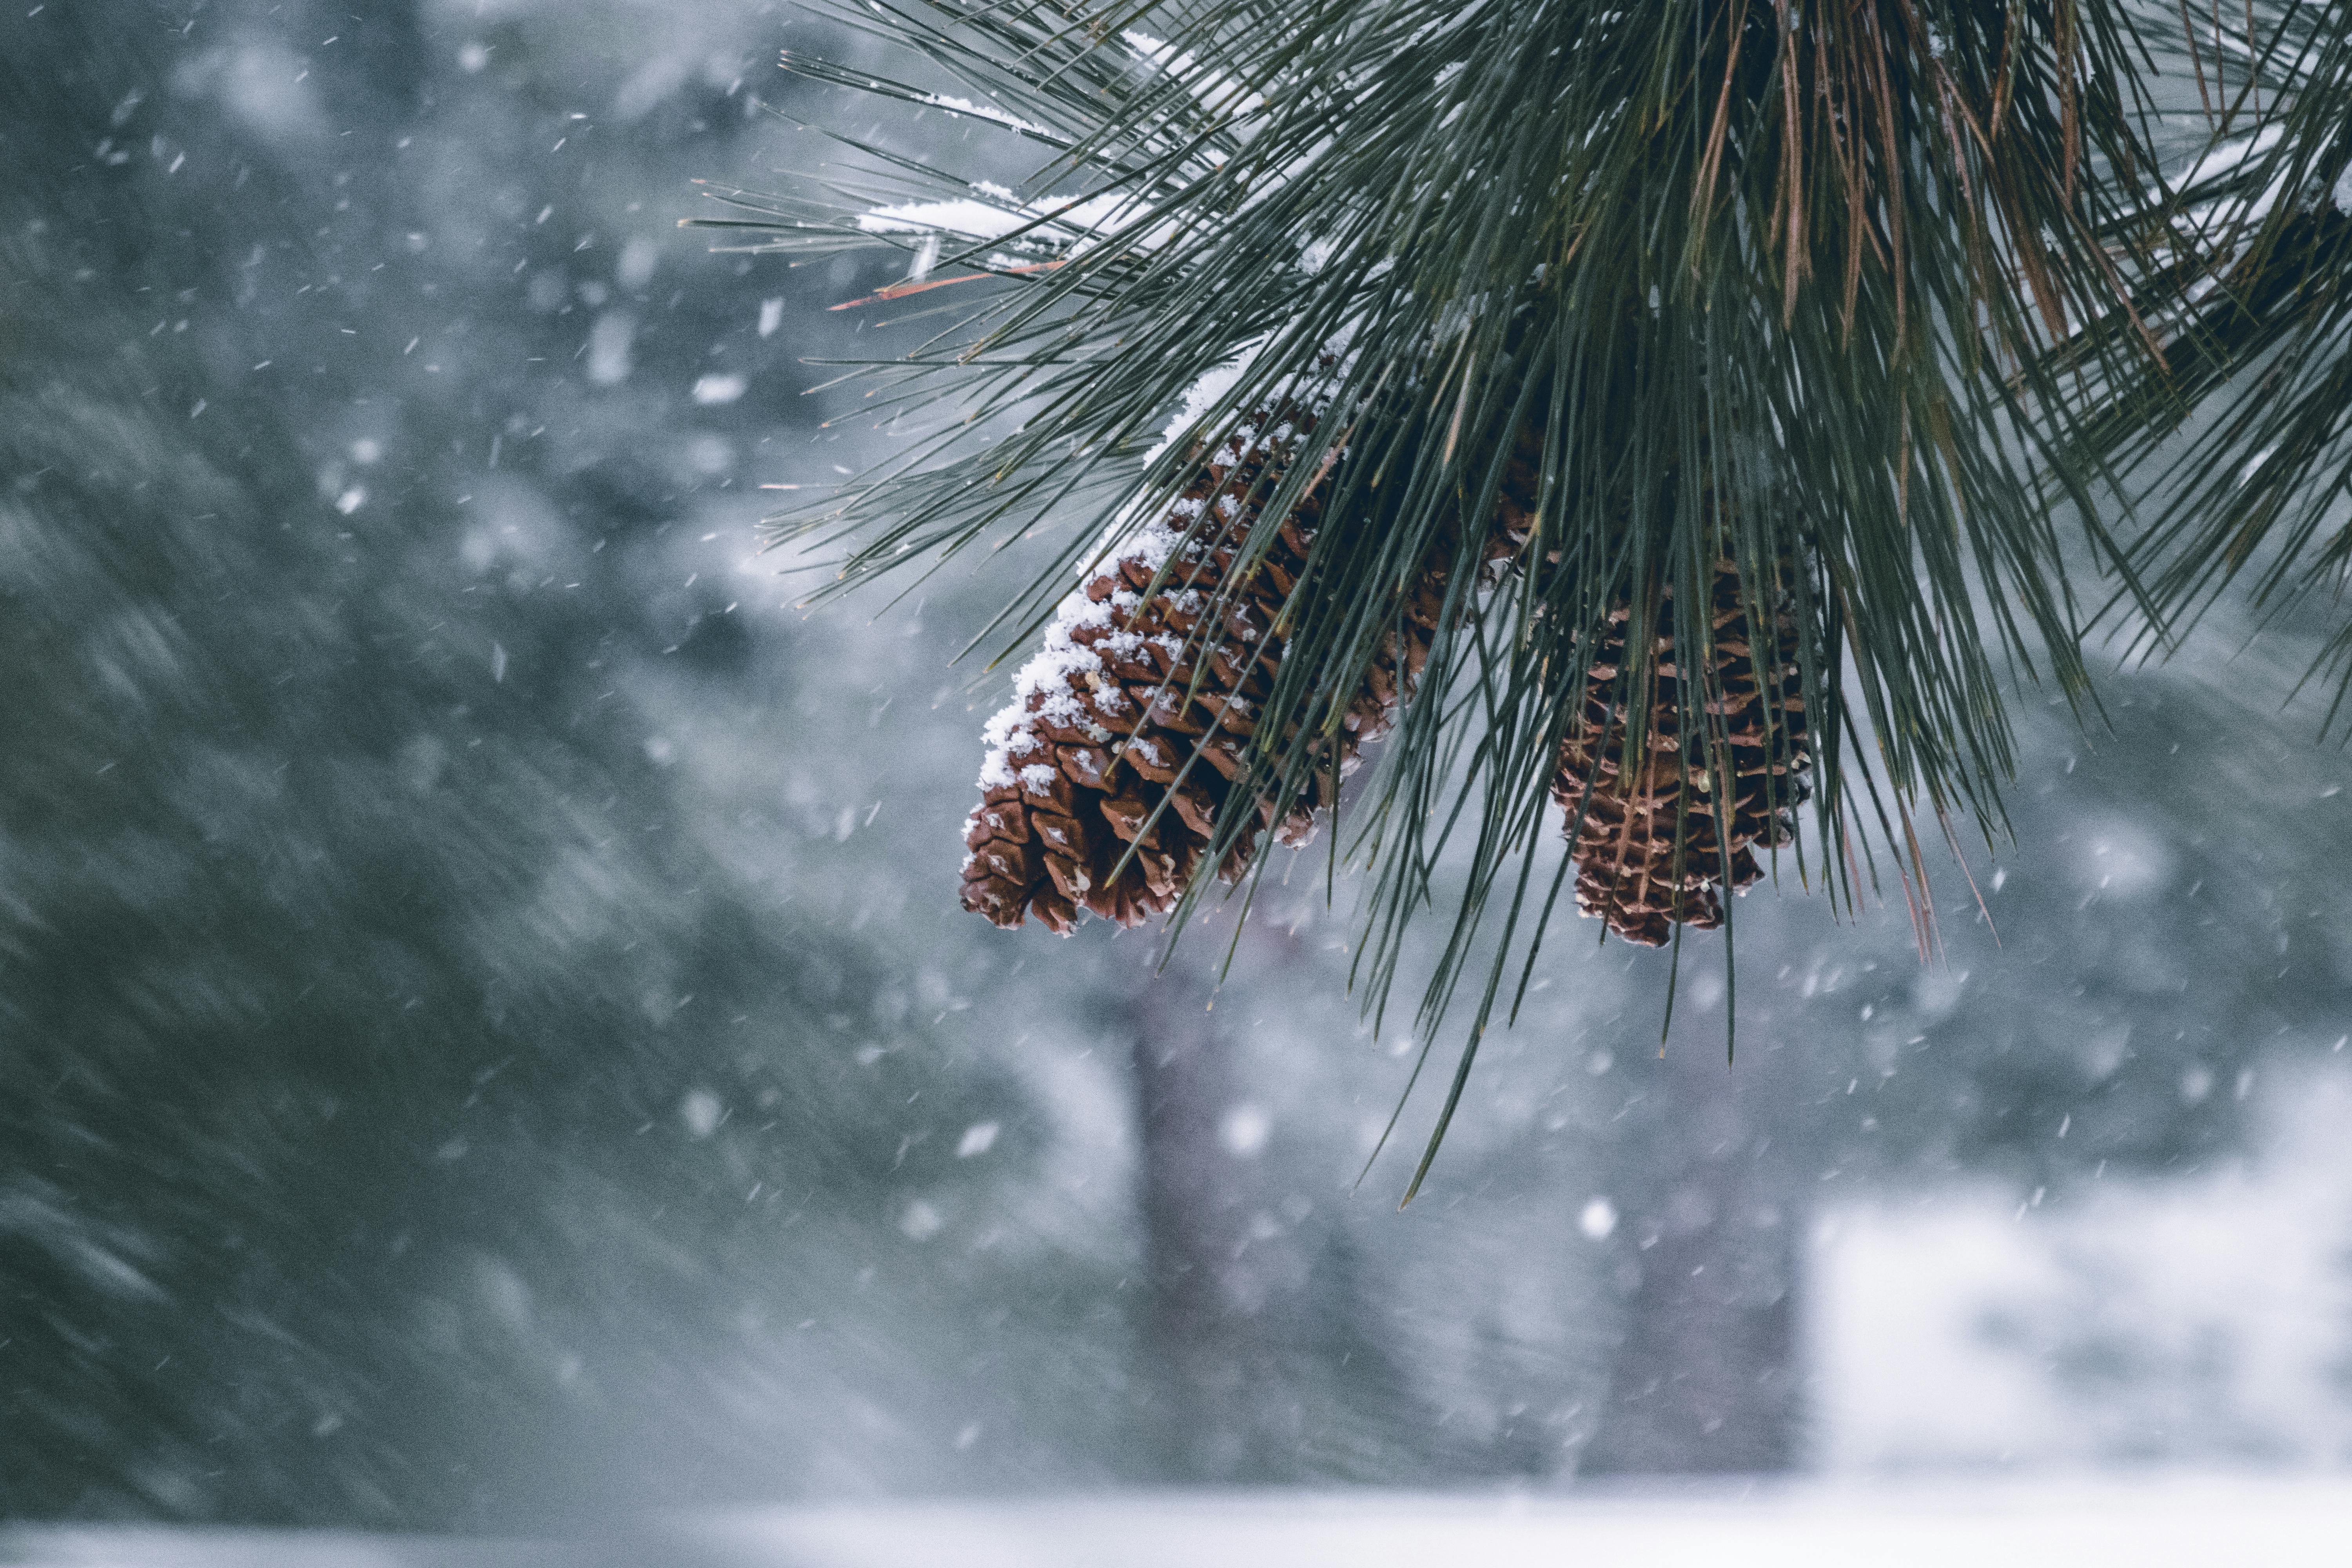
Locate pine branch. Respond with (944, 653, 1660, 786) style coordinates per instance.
(706, 0, 2201, 1187)
(2060, 2, 2352, 730)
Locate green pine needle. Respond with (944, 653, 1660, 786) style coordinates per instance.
(695, 0, 2340, 1190)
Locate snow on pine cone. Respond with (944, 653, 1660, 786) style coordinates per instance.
(959, 408, 1328, 933)
(958, 400, 1523, 935)
(1553, 558, 1811, 948)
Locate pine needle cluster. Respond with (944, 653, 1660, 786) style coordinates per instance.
(695, 0, 2352, 1181)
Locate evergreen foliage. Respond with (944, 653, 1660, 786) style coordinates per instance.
(2067, 3, 2352, 727)
(713, 2, 2352, 1096)
(1, 2, 1085, 1522)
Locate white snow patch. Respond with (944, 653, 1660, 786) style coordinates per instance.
(2066, 816, 2172, 899)
(920, 94, 1049, 137)
(586, 311, 635, 386)
(1218, 1103, 1271, 1157)
(856, 183, 1176, 265)
(1817, 1066, 2352, 1473)
(692, 373, 748, 406)
(613, 54, 689, 122)
(675, 1479, 2352, 1565)
(172, 42, 326, 145)
(616, 236, 659, 290)
(679, 1087, 723, 1139)
(1142, 339, 1270, 466)
(907, 232, 942, 284)
(1122, 29, 1267, 125)
(2176, 124, 2288, 194)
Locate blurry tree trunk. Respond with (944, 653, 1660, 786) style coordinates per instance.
(1578, 1038, 1800, 1475)
(1127, 959, 1310, 1481)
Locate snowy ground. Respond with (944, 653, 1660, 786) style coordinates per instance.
(12, 1478, 2352, 1567)
(1812, 1065, 2352, 1472)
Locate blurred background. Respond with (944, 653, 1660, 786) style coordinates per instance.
(5, 0, 2352, 1554)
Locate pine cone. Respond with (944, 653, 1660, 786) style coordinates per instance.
(960, 397, 1537, 935)
(1553, 558, 1811, 947)
(960, 402, 1534, 934)
(960, 409, 1337, 933)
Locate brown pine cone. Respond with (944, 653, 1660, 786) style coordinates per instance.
(960, 407, 1330, 933)
(959, 396, 1534, 934)
(1553, 557, 1811, 947)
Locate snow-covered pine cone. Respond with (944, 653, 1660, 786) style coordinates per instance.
(959, 403, 1533, 935)
(1552, 557, 1811, 947)
(959, 407, 1327, 933)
